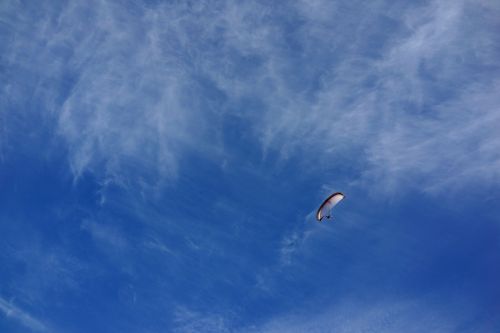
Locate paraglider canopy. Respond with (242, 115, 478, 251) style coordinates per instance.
(316, 192, 345, 221)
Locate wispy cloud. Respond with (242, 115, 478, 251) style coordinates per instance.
(241, 295, 486, 333)
(2, 1, 227, 189)
(169, 292, 494, 333)
(54, 1, 227, 186)
(81, 218, 128, 251)
(143, 236, 176, 256)
(363, 80, 500, 194)
(211, 0, 500, 194)
(278, 213, 328, 266)
(0, 297, 48, 332)
(2, 0, 498, 195)
(173, 306, 232, 333)
(4, 238, 83, 306)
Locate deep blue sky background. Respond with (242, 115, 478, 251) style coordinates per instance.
(1, 1, 500, 332)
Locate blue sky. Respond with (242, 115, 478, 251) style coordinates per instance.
(1, 0, 500, 332)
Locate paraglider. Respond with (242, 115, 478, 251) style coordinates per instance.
(316, 192, 345, 221)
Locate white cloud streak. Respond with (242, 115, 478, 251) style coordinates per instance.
(278, 212, 330, 266)
(0, 297, 48, 332)
(170, 293, 493, 333)
(173, 306, 232, 333)
(81, 218, 128, 250)
(241, 296, 482, 333)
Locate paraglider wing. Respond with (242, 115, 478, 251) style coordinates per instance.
(316, 192, 345, 221)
